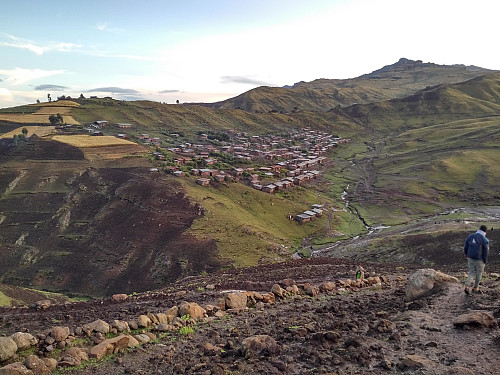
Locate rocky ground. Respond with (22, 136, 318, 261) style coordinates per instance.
(1, 257, 500, 374)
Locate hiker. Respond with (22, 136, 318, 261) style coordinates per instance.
(464, 225, 489, 294)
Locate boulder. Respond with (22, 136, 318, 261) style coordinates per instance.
(111, 294, 128, 302)
(224, 293, 248, 310)
(262, 293, 275, 304)
(10, 333, 37, 350)
(401, 354, 438, 369)
(33, 300, 51, 310)
(156, 324, 175, 332)
(241, 335, 280, 358)
(178, 302, 206, 320)
(147, 313, 159, 325)
(133, 334, 151, 344)
(83, 319, 110, 335)
(23, 355, 48, 375)
(0, 337, 18, 362)
(59, 347, 89, 367)
(405, 269, 458, 302)
(319, 281, 336, 293)
(156, 313, 168, 324)
(0, 362, 33, 375)
(50, 326, 70, 342)
(89, 335, 138, 360)
(111, 320, 130, 333)
(137, 315, 152, 328)
(41, 358, 57, 371)
(453, 312, 496, 328)
(271, 284, 286, 298)
(165, 306, 179, 323)
(286, 285, 300, 295)
(304, 285, 320, 297)
(281, 278, 296, 287)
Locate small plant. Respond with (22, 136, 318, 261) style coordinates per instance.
(180, 314, 191, 321)
(178, 326, 195, 335)
(197, 286, 204, 292)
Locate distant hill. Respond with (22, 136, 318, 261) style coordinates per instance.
(198, 58, 497, 113)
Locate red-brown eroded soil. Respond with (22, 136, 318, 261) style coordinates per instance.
(1, 258, 500, 374)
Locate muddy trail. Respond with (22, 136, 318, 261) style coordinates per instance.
(2, 257, 500, 374)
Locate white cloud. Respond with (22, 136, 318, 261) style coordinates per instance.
(95, 22, 125, 35)
(0, 33, 81, 55)
(0, 68, 66, 85)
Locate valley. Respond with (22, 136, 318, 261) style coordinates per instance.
(1, 58, 500, 375)
(0, 59, 499, 299)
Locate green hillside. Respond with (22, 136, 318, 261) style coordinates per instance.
(329, 73, 500, 226)
(203, 58, 497, 113)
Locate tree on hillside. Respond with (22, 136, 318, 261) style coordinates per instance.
(49, 113, 64, 125)
(47, 93, 52, 102)
(22, 127, 28, 136)
(79, 93, 85, 99)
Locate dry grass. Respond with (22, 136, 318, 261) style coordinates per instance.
(0, 101, 80, 124)
(52, 135, 137, 148)
(0, 126, 56, 139)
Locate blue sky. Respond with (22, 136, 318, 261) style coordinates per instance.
(1, 0, 498, 108)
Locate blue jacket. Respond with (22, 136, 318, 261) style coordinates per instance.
(464, 230, 489, 263)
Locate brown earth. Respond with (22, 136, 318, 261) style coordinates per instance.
(0, 137, 223, 297)
(1, 258, 500, 374)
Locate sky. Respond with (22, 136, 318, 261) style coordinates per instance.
(1, 0, 499, 109)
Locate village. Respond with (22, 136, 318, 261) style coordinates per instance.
(72, 121, 350, 223)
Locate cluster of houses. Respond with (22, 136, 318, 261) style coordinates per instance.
(294, 204, 325, 224)
(151, 128, 350, 197)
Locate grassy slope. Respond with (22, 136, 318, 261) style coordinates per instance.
(206, 60, 497, 113)
(332, 73, 500, 226)
(180, 175, 352, 267)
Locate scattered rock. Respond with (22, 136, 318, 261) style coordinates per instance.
(83, 319, 110, 334)
(241, 335, 280, 358)
(0, 337, 18, 362)
(178, 301, 206, 320)
(111, 320, 130, 333)
(89, 335, 138, 360)
(33, 300, 51, 310)
(50, 326, 70, 342)
(111, 294, 128, 302)
(0, 362, 33, 374)
(10, 333, 37, 350)
(319, 281, 336, 293)
(165, 306, 179, 323)
(405, 269, 458, 302)
(59, 347, 89, 367)
(401, 354, 438, 369)
(453, 311, 497, 328)
(137, 315, 152, 328)
(271, 284, 286, 298)
(23, 354, 48, 374)
(224, 293, 247, 310)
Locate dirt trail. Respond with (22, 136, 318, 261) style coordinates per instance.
(402, 281, 500, 375)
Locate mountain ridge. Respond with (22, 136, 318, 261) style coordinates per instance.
(198, 58, 498, 113)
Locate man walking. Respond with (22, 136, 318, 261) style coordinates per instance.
(464, 225, 489, 294)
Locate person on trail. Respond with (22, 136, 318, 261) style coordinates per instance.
(464, 225, 489, 295)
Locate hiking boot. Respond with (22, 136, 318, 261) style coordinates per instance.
(464, 286, 470, 295)
(472, 288, 483, 294)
